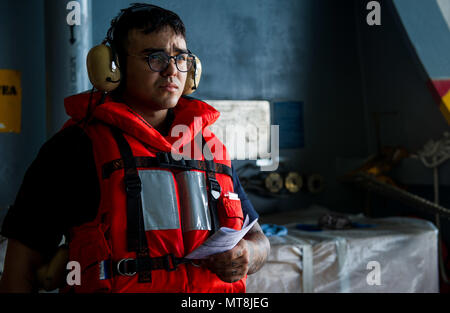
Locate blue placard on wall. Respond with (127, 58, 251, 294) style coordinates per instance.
(273, 101, 304, 149)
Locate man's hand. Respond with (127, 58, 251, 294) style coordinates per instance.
(201, 222, 270, 283)
(201, 237, 251, 283)
(0, 239, 46, 293)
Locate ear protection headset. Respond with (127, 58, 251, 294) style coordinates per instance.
(86, 3, 201, 95)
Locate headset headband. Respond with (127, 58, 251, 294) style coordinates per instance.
(105, 3, 166, 45)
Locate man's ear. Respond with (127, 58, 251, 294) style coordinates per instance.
(86, 44, 122, 92)
(183, 55, 202, 95)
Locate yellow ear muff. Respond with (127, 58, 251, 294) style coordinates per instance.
(86, 44, 121, 92)
(183, 54, 202, 95)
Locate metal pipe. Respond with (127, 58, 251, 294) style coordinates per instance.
(45, 0, 92, 137)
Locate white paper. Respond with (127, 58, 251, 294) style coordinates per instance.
(185, 215, 258, 259)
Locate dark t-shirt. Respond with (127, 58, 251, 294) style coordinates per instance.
(1, 124, 258, 256)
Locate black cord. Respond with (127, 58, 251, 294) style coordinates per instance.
(82, 88, 107, 130)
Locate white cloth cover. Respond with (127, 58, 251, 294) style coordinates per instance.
(246, 205, 439, 293)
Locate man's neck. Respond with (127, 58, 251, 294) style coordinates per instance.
(132, 105, 168, 132)
(122, 94, 168, 133)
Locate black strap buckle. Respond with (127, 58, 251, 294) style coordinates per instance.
(167, 154, 186, 169)
(156, 152, 170, 166)
(177, 158, 187, 168)
(117, 258, 136, 276)
(164, 254, 178, 272)
(124, 174, 141, 198)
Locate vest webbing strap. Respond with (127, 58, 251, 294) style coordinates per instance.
(201, 135, 221, 233)
(110, 254, 193, 278)
(102, 154, 233, 180)
(109, 126, 152, 283)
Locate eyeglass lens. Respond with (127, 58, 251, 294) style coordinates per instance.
(148, 52, 194, 72)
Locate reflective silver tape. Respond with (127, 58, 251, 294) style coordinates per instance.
(139, 170, 180, 230)
(176, 171, 211, 232)
(99, 260, 111, 280)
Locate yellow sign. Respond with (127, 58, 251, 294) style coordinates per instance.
(0, 69, 22, 133)
(441, 90, 450, 125)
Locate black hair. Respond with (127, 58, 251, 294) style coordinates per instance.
(107, 3, 186, 98)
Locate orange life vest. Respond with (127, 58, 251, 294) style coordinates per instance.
(62, 92, 246, 293)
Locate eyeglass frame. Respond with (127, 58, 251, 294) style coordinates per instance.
(128, 50, 196, 73)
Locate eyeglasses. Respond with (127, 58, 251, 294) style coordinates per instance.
(129, 51, 195, 73)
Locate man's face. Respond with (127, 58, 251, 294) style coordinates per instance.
(124, 26, 188, 110)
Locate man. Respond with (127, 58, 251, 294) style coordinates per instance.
(0, 4, 269, 292)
